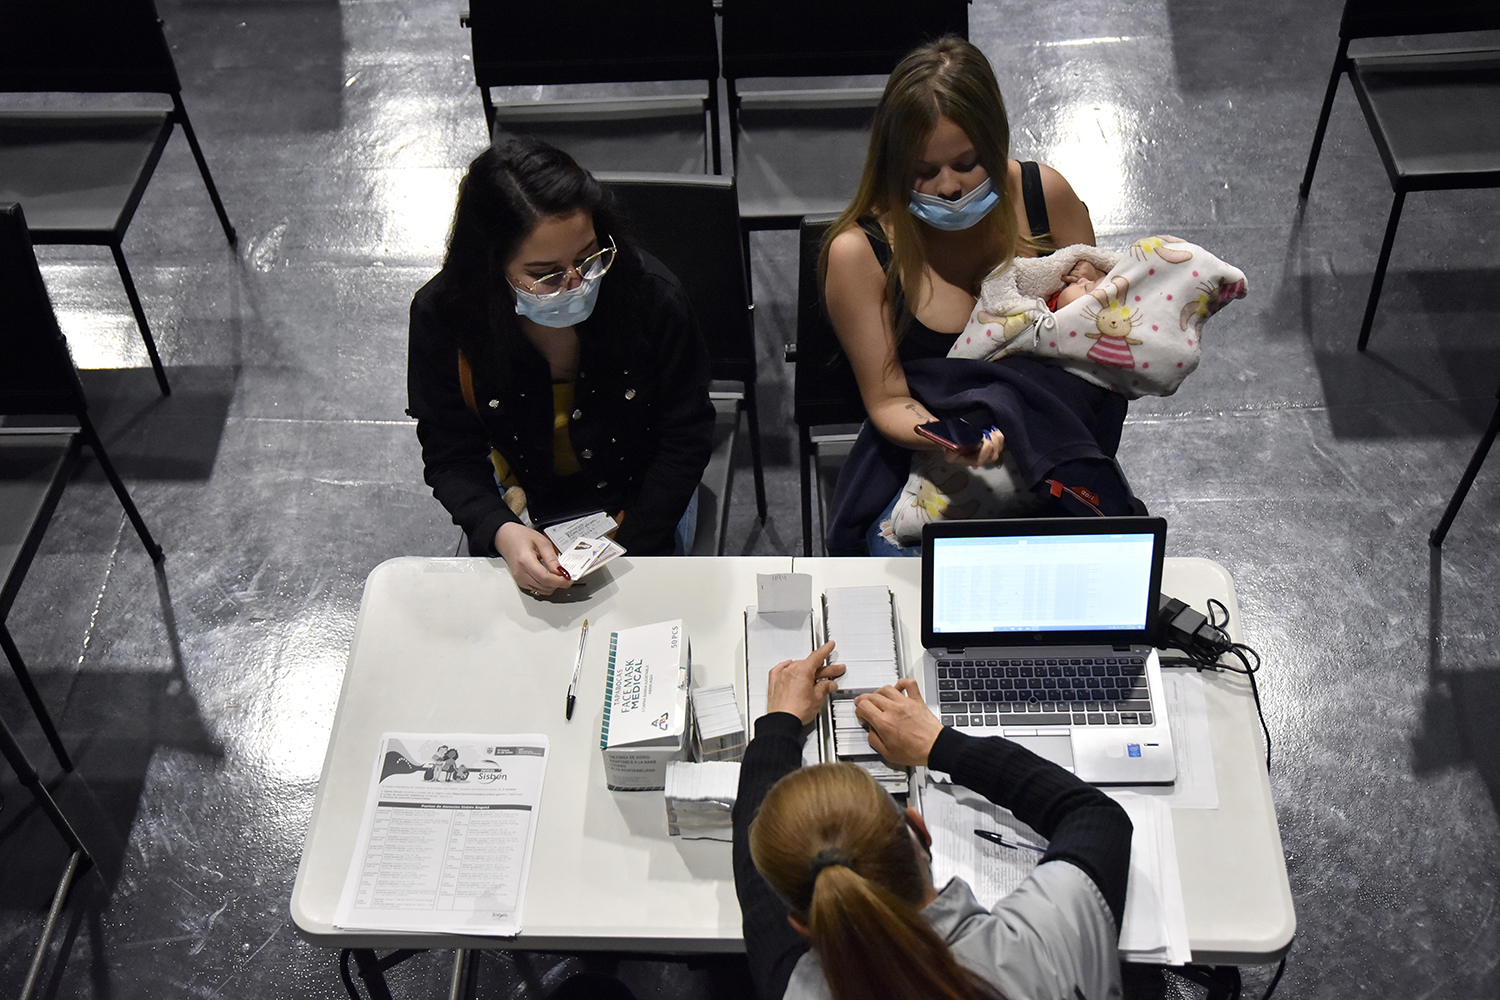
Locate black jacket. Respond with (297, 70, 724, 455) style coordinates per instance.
(407, 249, 714, 556)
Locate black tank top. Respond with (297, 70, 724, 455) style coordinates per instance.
(864, 161, 1052, 364)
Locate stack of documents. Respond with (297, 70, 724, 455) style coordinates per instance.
(663, 760, 740, 841)
(922, 779, 1190, 964)
(744, 573, 822, 766)
(823, 586, 907, 794)
(821, 586, 900, 691)
(691, 684, 746, 762)
(334, 733, 549, 936)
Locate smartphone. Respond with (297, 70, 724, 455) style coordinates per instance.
(914, 418, 986, 453)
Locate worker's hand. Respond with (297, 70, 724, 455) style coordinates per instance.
(854, 679, 944, 766)
(496, 522, 572, 596)
(940, 427, 1004, 469)
(766, 641, 845, 725)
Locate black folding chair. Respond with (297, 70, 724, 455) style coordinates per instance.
(1430, 381, 1500, 546)
(721, 0, 969, 230)
(1298, 0, 1500, 350)
(463, 0, 721, 175)
(0, 0, 236, 396)
(786, 217, 867, 555)
(1, 203, 165, 775)
(598, 173, 767, 552)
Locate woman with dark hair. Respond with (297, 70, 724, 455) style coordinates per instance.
(733, 645, 1131, 1000)
(408, 138, 714, 594)
(820, 37, 1139, 554)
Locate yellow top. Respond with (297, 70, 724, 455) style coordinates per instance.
(551, 381, 581, 476)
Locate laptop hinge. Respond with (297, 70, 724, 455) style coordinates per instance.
(945, 648, 965, 655)
(1111, 643, 1132, 651)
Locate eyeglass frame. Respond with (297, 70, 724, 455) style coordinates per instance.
(511, 234, 618, 298)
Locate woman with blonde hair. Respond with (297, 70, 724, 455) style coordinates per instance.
(733, 645, 1131, 1000)
(820, 36, 1140, 554)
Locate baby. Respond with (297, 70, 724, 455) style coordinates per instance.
(1049, 260, 1107, 311)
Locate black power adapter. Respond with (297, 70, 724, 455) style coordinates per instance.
(1156, 593, 1233, 663)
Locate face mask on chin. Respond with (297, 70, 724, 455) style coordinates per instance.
(907, 177, 1000, 232)
(512, 271, 604, 329)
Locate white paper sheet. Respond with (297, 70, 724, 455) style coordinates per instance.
(1126, 669, 1219, 809)
(543, 511, 619, 553)
(923, 778, 1190, 964)
(334, 733, 549, 936)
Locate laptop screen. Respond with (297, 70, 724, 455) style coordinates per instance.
(921, 517, 1166, 649)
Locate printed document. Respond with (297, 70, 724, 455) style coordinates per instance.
(334, 733, 549, 936)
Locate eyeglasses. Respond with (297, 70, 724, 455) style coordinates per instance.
(514, 236, 617, 296)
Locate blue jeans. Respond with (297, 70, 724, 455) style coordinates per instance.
(673, 488, 699, 556)
(864, 490, 922, 557)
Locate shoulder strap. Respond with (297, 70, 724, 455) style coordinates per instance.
(1019, 161, 1051, 240)
(457, 349, 479, 417)
(857, 216, 892, 270)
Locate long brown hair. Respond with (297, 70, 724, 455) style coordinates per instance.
(819, 37, 1045, 336)
(749, 763, 1005, 1000)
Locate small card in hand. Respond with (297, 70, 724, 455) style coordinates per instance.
(558, 535, 625, 580)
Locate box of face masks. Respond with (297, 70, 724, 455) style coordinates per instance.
(600, 619, 691, 791)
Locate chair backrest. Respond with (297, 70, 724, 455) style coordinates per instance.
(0, 205, 89, 418)
(1341, 0, 1500, 40)
(721, 0, 970, 81)
(597, 173, 755, 386)
(794, 218, 865, 429)
(0, 0, 181, 95)
(467, 0, 720, 90)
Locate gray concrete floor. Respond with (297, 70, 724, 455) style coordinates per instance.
(3, 1, 1499, 997)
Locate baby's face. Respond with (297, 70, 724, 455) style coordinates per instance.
(1056, 261, 1106, 307)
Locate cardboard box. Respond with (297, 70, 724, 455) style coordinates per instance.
(600, 619, 691, 790)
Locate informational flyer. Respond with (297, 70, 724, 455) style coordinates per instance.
(334, 733, 549, 936)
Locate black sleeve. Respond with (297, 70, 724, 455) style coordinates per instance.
(733, 713, 810, 1000)
(612, 267, 714, 554)
(927, 727, 1132, 927)
(406, 287, 522, 556)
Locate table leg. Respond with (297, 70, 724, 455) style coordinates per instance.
(340, 948, 425, 1000)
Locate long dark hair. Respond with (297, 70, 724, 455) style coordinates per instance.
(436, 137, 632, 365)
(750, 763, 1006, 1000)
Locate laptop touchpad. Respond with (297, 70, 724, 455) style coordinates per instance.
(1005, 733, 1074, 770)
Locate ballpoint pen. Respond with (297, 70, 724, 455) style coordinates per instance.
(565, 619, 589, 721)
(974, 828, 1045, 853)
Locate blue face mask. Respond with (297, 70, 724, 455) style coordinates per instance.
(907, 177, 999, 232)
(512, 271, 604, 328)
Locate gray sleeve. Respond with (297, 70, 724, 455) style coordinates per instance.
(966, 862, 1122, 1000)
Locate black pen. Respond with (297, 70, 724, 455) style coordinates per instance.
(565, 619, 589, 721)
(974, 828, 1045, 853)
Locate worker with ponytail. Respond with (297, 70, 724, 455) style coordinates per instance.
(733, 645, 1131, 1000)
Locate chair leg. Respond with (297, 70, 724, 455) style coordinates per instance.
(1357, 188, 1405, 352)
(108, 244, 171, 397)
(172, 99, 237, 246)
(1, 714, 94, 1000)
(1430, 385, 1500, 546)
(743, 383, 768, 522)
(1, 624, 74, 772)
(78, 415, 165, 564)
(1299, 51, 1346, 201)
(799, 425, 814, 557)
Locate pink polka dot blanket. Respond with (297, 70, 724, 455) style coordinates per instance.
(956, 236, 1248, 399)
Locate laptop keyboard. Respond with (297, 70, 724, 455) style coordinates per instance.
(936, 655, 1154, 729)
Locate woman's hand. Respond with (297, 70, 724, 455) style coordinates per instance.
(854, 679, 945, 767)
(939, 427, 1004, 469)
(495, 522, 572, 596)
(766, 641, 846, 725)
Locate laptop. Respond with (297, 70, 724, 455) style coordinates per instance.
(919, 517, 1176, 785)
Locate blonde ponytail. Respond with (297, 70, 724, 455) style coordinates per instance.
(750, 764, 1005, 1000)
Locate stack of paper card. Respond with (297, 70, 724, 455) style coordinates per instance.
(663, 760, 740, 841)
(821, 586, 900, 692)
(556, 535, 625, 580)
(691, 684, 746, 762)
(744, 573, 822, 767)
(830, 700, 908, 795)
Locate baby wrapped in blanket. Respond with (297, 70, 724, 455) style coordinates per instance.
(887, 235, 1247, 543)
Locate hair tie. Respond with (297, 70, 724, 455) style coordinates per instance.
(808, 848, 854, 881)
